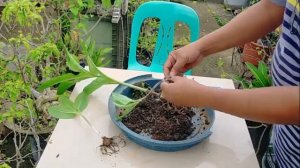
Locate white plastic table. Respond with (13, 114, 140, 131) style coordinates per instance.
(37, 68, 259, 168)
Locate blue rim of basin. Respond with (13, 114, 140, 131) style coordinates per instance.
(108, 74, 215, 152)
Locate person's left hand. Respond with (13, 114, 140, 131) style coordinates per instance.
(160, 76, 206, 107)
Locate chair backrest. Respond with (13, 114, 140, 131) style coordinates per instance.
(127, 1, 200, 75)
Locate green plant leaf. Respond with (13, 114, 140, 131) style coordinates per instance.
(116, 102, 139, 120)
(233, 75, 250, 89)
(0, 163, 12, 168)
(38, 72, 92, 91)
(74, 92, 89, 112)
(245, 62, 268, 87)
(258, 61, 268, 77)
(102, 0, 112, 9)
(258, 61, 272, 86)
(48, 105, 77, 119)
(48, 95, 79, 119)
(83, 77, 116, 95)
(86, 0, 94, 8)
(60, 95, 78, 111)
(114, 0, 122, 7)
(86, 54, 101, 76)
(57, 81, 76, 95)
(112, 93, 141, 120)
(252, 80, 262, 88)
(101, 48, 113, 55)
(112, 93, 136, 107)
(65, 49, 86, 73)
(75, 22, 85, 29)
(70, 7, 79, 16)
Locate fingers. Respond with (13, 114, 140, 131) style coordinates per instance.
(163, 62, 171, 77)
(164, 52, 187, 77)
(160, 76, 183, 104)
(160, 81, 169, 99)
(163, 52, 176, 77)
(170, 60, 186, 76)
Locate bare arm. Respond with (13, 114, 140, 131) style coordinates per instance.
(202, 86, 300, 125)
(161, 77, 299, 125)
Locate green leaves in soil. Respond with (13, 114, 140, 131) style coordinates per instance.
(112, 93, 142, 120)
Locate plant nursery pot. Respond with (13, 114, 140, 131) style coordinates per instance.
(108, 74, 215, 152)
(241, 42, 268, 66)
(224, 0, 249, 9)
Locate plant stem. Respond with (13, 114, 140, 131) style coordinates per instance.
(79, 114, 100, 135)
(94, 69, 149, 93)
(119, 81, 149, 92)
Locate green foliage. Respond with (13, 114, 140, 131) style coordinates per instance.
(81, 38, 112, 67)
(48, 96, 79, 119)
(1, 0, 45, 26)
(174, 36, 190, 47)
(138, 18, 160, 53)
(128, 0, 150, 17)
(8, 33, 32, 50)
(0, 163, 12, 168)
(68, 0, 95, 16)
(75, 92, 89, 111)
(235, 61, 272, 89)
(57, 81, 76, 95)
(136, 18, 160, 65)
(39, 45, 149, 120)
(38, 73, 92, 91)
(39, 47, 118, 117)
(0, 0, 123, 165)
(114, 0, 123, 7)
(214, 15, 228, 27)
(28, 43, 60, 62)
(112, 93, 142, 120)
(102, 0, 112, 9)
(217, 57, 272, 89)
(0, 58, 34, 123)
(245, 62, 272, 87)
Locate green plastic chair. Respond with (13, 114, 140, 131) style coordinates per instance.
(127, 1, 200, 75)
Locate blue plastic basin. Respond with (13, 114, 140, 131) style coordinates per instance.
(108, 74, 215, 152)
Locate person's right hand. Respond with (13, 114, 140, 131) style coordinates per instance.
(164, 42, 204, 77)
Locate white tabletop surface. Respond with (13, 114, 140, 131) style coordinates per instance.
(37, 68, 259, 168)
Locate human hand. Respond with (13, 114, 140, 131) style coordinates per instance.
(160, 76, 208, 107)
(164, 42, 204, 77)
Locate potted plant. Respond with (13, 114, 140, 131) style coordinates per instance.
(241, 41, 269, 66)
(240, 30, 279, 67)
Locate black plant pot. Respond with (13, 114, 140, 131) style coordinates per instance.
(246, 120, 272, 167)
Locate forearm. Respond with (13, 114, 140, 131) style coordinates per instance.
(195, 0, 284, 57)
(201, 86, 300, 125)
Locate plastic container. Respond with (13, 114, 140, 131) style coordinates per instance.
(108, 74, 215, 151)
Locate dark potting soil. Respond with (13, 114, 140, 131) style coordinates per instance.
(121, 92, 196, 141)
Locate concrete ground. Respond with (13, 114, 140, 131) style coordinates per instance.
(177, 0, 242, 78)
